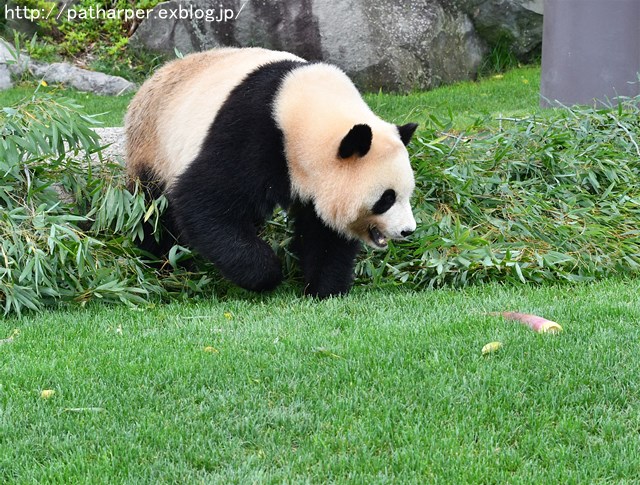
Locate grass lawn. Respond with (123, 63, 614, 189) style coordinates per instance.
(3, 65, 640, 482)
(4, 66, 542, 128)
(366, 66, 542, 127)
(2, 278, 640, 483)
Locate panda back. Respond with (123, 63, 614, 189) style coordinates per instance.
(125, 47, 304, 188)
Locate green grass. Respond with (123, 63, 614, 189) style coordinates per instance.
(365, 66, 542, 127)
(2, 66, 542, 128)
(3, 65, 640, 481)
(2, 278, 640, 483)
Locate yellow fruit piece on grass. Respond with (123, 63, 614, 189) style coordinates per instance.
(204, 346, 219, 353)
(482, 341, 503, 355)
(40, 389, 55, 399)
(539, 321, 563, 334)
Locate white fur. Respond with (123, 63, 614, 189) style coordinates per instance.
(127, 48, 416, 248)
(128, 48, 303, 186)
(273, 63, 416, 247)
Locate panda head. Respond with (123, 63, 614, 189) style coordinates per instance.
(334, 122, 418, 249)
(274, 63, 418, 249)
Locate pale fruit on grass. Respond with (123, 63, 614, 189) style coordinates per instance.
(481, 341, 503, 355)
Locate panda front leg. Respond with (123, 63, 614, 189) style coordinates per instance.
(291, 202, 362, 298)
(176, 212, 283, 292)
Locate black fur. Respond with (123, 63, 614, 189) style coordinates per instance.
(165, 60, 363, 297)
(397, 122, 418, 146)
(372, 189, 396, 215)
(338, 124, 372, 158)
(169, 61, 300, 291)
(290, 202, 361, 298)
(135, 167, 178, 260)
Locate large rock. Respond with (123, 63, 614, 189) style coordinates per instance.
(28, 61, 136, 95)
(0, 65, 11, 90)
(0, 38, 18, 89)
(457, 0, 543, 60)
(131, 0, 488, 92)
(1, 37, 136, 94)
(1, 37, 31, 76)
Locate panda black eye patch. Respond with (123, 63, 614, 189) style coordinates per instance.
(372, 189, 396, 214)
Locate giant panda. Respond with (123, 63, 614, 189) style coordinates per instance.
(125, 47, 418, 298)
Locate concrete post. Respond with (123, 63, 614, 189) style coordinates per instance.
(540, 0, 640, 107)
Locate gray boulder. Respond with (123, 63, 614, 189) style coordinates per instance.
(0, 38, 19, 90)
(0, 38, 31, 76)
(28, 61, 137, 95)
(0, 65, 11, 90)
(131, 0, 488, 92)
(1, 37, 135, 95)
(457, 0, 543, 60)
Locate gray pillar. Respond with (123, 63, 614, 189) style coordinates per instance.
(540, 0, 640, 107)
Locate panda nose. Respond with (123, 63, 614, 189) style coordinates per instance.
(401, 229, 414, 238)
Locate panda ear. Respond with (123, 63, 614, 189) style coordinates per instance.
(338, 124, 372, 159)
(397, 122, 418, 146)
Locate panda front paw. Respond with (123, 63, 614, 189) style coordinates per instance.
(303, 278, 353, 299)
(225, 250, 283, 293)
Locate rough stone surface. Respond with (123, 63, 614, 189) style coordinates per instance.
(131, 0, 488, 92)
(0, 39, 29, 71)
(130, 0, 544, 91)
(3, 0, 544, 93)
(53, 126, 125, 204)
(94, 127, 126, 162)
(28, 61, 137, 95)
(0, 39, 13, 63)
(0, 37, 31, 90)
(457, 0, 543, 60)
(0, 64, 11, 90)
(0, 38, 16, 90)
(2, 37, 136, 94)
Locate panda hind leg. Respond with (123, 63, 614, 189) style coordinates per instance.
(130, 168, 178, 264)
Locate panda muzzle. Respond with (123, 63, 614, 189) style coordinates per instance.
(369, 226, 388, 249)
